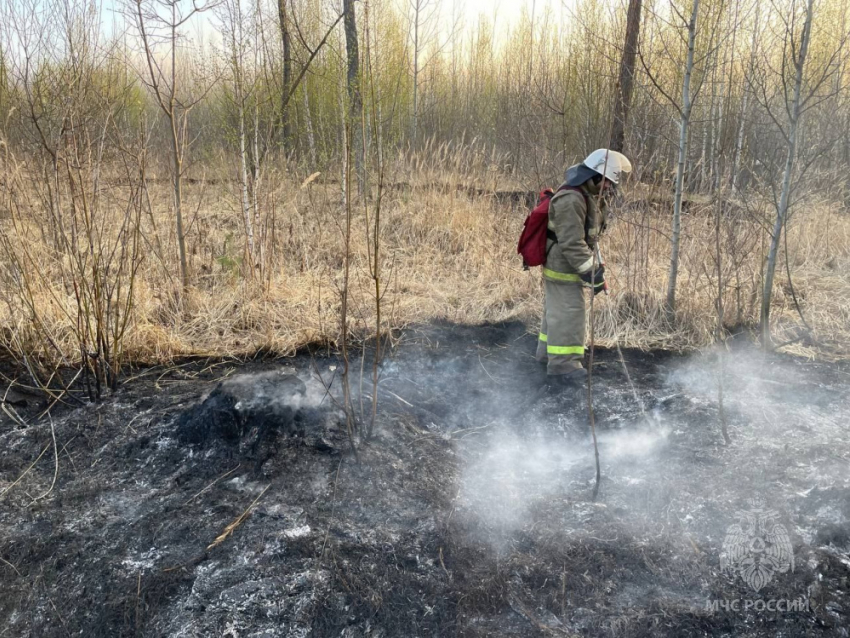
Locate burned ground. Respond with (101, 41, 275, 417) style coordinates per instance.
(0, 321, 848, 637)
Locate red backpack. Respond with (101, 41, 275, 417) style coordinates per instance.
(517, 186, 585, 269)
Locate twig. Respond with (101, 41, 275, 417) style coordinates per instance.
(686, 534, 702, 555)
(446, 424, 494, 440)
(438, 547, 450, 579)
(382, 388, 413, 407)
(45, 589, 72, 638)
(321, 459, 344, 561)
(587, 349, 602, 502)
(0, 442, 51, 501)
(0, 556, 21, 576)
(135, 572, 143, 633)
(37, 367, 83, 420)
(1, 402, 27, 428)
(478, 353, 498, 383)
(782, 209, 813, 334)
(58, 435, 78, 474)
(206, 484, 270, 550)
(183, 464, 241, 506)
(30, 415, 60, 504)
(715, 194, 731, 445)
(507, 590, 575, 637)
(613, 337, 652, 427)
(162, 552, 209, 573)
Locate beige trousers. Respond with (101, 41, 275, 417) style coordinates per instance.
(535, 279, 586, 375)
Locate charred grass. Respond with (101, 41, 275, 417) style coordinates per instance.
(4, 321, 847, 636)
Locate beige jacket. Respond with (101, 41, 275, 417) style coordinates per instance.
(542, 182, 607, 283)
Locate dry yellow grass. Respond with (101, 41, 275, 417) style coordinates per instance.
(1, 156, 849, 370)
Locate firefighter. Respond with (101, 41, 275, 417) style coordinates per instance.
(535, 149, 632, 383)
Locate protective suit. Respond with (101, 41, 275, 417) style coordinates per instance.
(535, 164, 608, 376)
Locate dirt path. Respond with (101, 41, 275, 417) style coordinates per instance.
(1, 321, 848, 637)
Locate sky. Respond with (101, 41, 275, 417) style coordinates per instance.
(89, 0, 575, 51)
(458, 0, 561, 24)
(446, 0, 570, 37)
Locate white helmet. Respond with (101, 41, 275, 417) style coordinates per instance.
(583, 149, 632, 185)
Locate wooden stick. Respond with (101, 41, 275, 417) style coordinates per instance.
(586, 154, 612, 502)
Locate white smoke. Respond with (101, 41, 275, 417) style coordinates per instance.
(456, 417, 670, 545)
(218, 369, 328, 415)
(454, 343, 850, 555)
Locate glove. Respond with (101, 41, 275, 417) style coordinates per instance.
(579, 264, 606, 296)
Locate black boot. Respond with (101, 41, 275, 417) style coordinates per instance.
(549, 367, 588, 386)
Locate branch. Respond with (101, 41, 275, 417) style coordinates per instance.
(281, 11, 345, 114)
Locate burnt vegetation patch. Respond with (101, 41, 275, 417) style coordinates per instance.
(174, 370, 340, 465)
(0, 322, 848, 636)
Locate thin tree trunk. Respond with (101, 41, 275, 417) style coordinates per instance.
(705, 46, 719, 192)
(715, 196, 730, 444)
(717, 0, 738, 192)
(232, 1, 254, 264)
(252, 20, 263, 272)
(170, 118, 188, 289)
(278, 0, 292, 154)
(134, 0, 190, 289)
(732, 0, 759, 192)
(170, 5, 188, 289)
(701, 99, 710, 190)
(303, 85, 317, 167)
(343, 0, 363, 191)
(412, 0, 421, 143)
(338, 72, 347, 204)
(611, 0, 642, 153)
(666, 0, 699, 318)
(341, 120, 357, 454)
(731, 85, 749, 192)
(714, 93, 724, 194)
(761, 0, 814, 348)
(239, 101, 254, 261)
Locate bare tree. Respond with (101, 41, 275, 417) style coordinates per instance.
(760, 0, 815, 347)
(742, 0, 848, 347)
(731, 0, 760, 192)
(219, 0, 258, 266)
(1, 0, 146, 397)
(667, 0, 699, 318)
(640, 0, 725, 317)
(128, 0, 215, 290)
